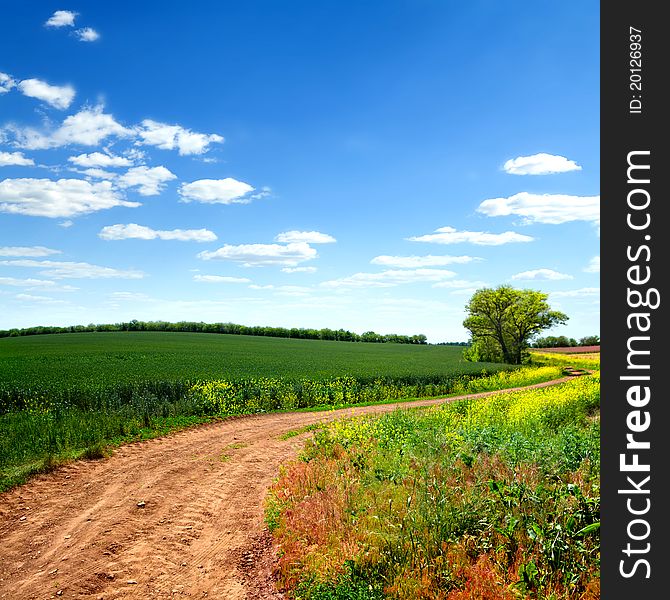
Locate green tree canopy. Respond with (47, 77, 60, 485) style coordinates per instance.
(463, 286, 568, 364)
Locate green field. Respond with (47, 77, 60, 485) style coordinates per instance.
(0, 331, 505, 388)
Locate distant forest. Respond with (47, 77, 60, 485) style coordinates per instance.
(0, 320, 430, 345)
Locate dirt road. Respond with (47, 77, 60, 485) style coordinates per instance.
(0, 377, 576, 600)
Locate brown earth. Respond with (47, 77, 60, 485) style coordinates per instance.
(0, 377, 577, 600)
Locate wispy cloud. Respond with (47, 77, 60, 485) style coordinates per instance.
(0, 178, 139, 218)
(503, 153, 582, 175)
(0, 72, 16, 93)
(17, 78, 75, 110)
(137, 119, 223, 155)
(99, 223, 217, 242)
(584, 256, 600, 273)
(511, 268, 573, 281)
(198, 242, 317, 267)
(477, 192, 600, 225)
(76, 27, 100, 42)
(193, 275, 252, 283)
(0, 246, 61, 257)
(275, 231, 336, 244)
(550, 287, 600, 298)
(407, 226, 534, 245)
(321, 268, 457, 289)
(371, 254, 480, 268)
(0, 259, 144, 279)
(281, 266, 317, 274)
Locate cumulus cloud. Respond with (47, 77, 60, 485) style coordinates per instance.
(0, 72, 16, 93)
(179, 178, 255, 204)
(0, 178, 139, 218)
(476, 192, 600, 225)
(76, 167, 117, 180)
(321, 268, 457, 289)
(45, 10, 77, 27)
(76, 27, 100, 42)
(511, 268, 573, 281)
(275, 231, 336, 244)
(584, 256, 600, 273)
(193, 275, 251, 283)
(68, 152, 132, 168)
(281, 266, 317, 273)
(503, 153, 582, 175)
(8, 106, 134, 150)
(0, 151, 34, 166)
(0, 246, 61, 257)
(137, 119, 223, 155)
(17, 79, 75, 110)
(117, 166, 176, 196)
(0, 259, 144, 279)
(99, 223, 217, 242)
(407, 226, 534, 246)
(371, 254, 480, 268)
(198, 242, 317, 267)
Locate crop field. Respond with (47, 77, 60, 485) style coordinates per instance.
(0, 332, 507, 388)
(1, 332, 560, 491)
(268, 372, 601, 599)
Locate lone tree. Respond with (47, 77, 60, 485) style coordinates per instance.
(463, 285, 568, 364)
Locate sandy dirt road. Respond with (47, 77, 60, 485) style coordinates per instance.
(0, 377, 576, 600)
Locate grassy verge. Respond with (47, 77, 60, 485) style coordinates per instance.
(0, 366, 563, 492)
(267, 374, 600, 599)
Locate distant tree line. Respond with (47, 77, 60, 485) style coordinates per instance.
(532, 335, 600, 348)
(0, 320, 428, 345)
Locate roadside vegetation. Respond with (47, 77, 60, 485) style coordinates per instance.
(267, 372, 600, 599)
(0, 333, 563, 491)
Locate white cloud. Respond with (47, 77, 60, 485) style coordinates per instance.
(59, 220, 74, 228)
(503, 153, 582, 175)
(0, 259, 144, 279)
(68, 152, 132, 168)
(17, 79, 76, 110)
(0, 178, 139, 218)
(511, 268, 573, 281)
(179, 178, 255, 204)
(76, 27, 100, 42)
(371, 254, 480, 268)
(0, 72, 16, 93)
(15, 293, 66, 304)
(0, 276, 59, 288)
(117, 166, 176, 196)
(99, 223, 217, 242)
(0, 151, 34, 166)
(193, 275, 251, 283)
(198, 242, 317, 267)
(8, 106, 134, 150)
(476, 192, 600, 225)
(0, 246, 61, 257)
(281, 266, 318, 273)
(275, 231, 337, 244)
(407, 226, 534, 246)
(109, 292, 151, 301)
(550, 287, 600, 298)
(584, 256, 600, 273)
(137, 119, 223, 155)
(76, 167, 117, 180)
(45, 10, 77, 27)
(432, 279, 488, 290)
(321, 268, 457, 289)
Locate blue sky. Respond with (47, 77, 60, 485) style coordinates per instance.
(0, 1, 599, 342)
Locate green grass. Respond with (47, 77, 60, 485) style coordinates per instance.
(0, 331, 505, 388)
(268, 374, 600, 599)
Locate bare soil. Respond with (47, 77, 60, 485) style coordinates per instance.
(0, 377, 575, 600)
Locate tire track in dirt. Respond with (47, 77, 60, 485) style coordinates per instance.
(0, 376, 579, 599)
